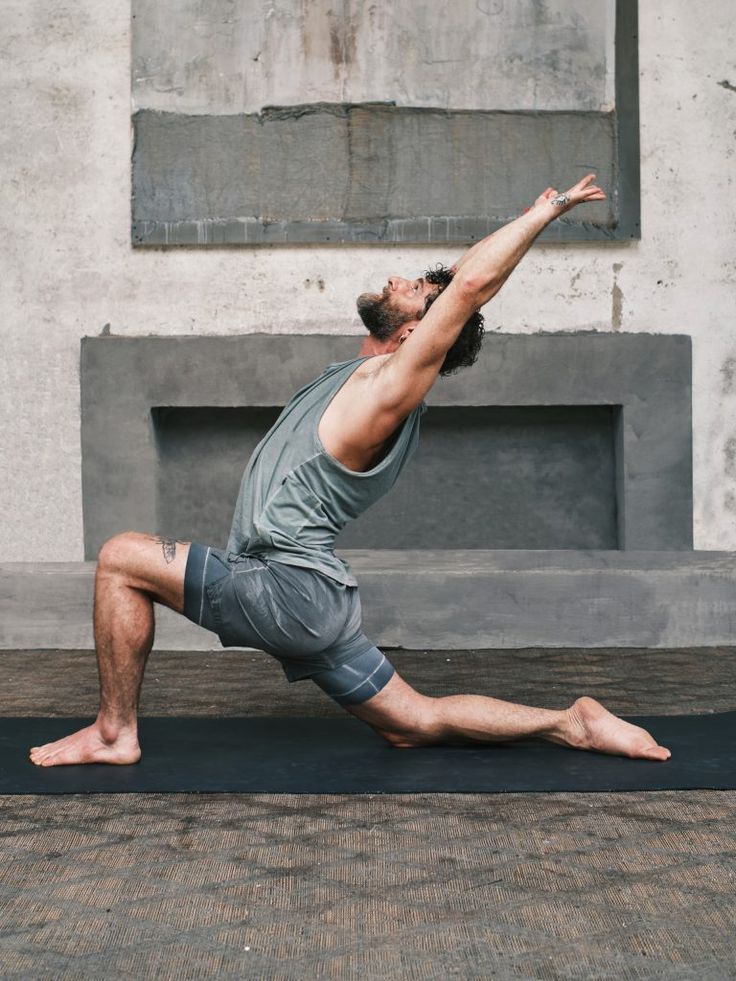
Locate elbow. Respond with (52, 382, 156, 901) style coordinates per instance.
(452, 271, 496, 310)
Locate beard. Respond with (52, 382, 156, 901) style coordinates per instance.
(356, 290, 413, 341)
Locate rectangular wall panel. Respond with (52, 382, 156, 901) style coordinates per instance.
(81, 333, 691, 559)
(131, 1, 639, 244)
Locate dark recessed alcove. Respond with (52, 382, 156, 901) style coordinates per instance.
(152, 404, 619, 550)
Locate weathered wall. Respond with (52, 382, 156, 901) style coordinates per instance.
(130, 1, 621, 243)
(132, 0, 615, 115)
(1, 0, 735, 560)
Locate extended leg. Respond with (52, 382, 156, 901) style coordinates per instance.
(345, 671, 671, 761)
(29, 532, 190, 767)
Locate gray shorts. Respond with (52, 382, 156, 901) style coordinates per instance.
(182, 543, 395, 705)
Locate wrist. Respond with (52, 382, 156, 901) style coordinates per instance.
(528, 200, 559, 226)
(537, 199, 571, 222)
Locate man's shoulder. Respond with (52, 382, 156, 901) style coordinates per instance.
(319, 352, 422, 470)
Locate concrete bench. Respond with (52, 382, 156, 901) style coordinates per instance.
(2, 550, 735, 651)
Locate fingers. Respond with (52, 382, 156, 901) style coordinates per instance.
(581, 176, 606, 197)
(565, 173, 598, 197)
(563, 173, 607, 203)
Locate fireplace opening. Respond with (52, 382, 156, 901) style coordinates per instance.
(152, 404, 620, 550)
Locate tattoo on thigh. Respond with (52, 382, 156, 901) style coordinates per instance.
(154, 536, 188, 564)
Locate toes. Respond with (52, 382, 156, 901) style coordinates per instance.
(30, 746, 58, 765)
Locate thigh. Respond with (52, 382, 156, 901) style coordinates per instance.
(97, 532, 191, 614)
(182, 544, 272, 649)
(182, 547, 333, 657)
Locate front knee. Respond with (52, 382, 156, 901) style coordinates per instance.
(97, 531, 140, 575)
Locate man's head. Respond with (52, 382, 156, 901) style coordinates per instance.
(356, 264, 485, 376)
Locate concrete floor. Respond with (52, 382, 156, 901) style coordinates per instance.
(2, 646, 736, 979)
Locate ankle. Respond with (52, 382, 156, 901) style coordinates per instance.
(96, 714, 138, 744)
(544, 706, 583, 747)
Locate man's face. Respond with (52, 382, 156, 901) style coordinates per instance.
(357, 276, 438, 341)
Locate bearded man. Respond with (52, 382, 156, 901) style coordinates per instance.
(30, 175, 671, 767)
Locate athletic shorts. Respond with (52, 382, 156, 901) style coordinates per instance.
(182, 543, 395, 706)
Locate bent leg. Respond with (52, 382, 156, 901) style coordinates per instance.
(30, 533, 190, 767)
(341, 668, 671, 762)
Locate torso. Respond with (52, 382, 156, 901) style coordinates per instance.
(318, 354, 400, 473)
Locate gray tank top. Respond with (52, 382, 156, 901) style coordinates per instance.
(226, 355, 427, 586)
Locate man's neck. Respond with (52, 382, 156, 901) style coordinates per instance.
(358, 336, 395, 357)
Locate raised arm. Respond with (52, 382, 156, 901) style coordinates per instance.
(451, 174, 606, 305)
(449, 176, 607, 280)
(376, 175, 606, 414)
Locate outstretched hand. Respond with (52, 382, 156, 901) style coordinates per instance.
(532, 173, 606, 214)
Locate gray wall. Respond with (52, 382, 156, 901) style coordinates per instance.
(0, 0, 735, 560)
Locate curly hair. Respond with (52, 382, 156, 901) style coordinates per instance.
(421, 264, 485, 376)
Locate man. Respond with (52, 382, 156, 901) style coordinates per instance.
(30, 174, 671, 767)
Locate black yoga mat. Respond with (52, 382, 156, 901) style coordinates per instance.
(2, 713, 735, 794)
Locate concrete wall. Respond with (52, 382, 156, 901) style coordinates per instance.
(1, 0, 735, 561)
(131, 106, 618, 242)
(130, 1, 622, 243)
(132, 0, 615, 115)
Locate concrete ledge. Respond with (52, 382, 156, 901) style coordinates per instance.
(2, 551, 735, 651)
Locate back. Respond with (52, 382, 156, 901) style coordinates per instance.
(226, 356, 427, 585)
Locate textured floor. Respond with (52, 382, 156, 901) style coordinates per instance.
(2, 646, 736, 979)
(6, 645, 736, 717)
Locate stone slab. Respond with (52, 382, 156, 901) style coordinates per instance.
(2, 551, 734, 651)
(131, 106, 617, 244)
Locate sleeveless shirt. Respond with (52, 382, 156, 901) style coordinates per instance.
(225, 355, 427, 586)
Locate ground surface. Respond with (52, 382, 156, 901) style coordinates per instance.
(2, 646, 736, 979)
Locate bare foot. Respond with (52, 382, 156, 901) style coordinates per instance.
(556, 696, 671, 761)
(29, 722, 141, 767)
